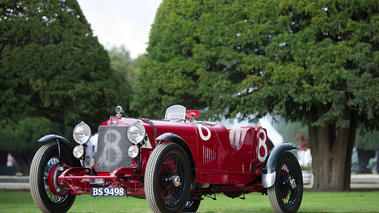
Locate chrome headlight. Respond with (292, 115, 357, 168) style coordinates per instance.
(128, 145, 139, 158)
(127, 122, 146, 144)
(73, 145, 84, 159)
(73, 121, 91, 144)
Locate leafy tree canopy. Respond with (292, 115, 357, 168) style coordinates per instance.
(355, 130, 379, 151)
(108, 45, 135, 85)
(274, 117, 379, 151)
(135, 0, 378, 127)
(0, 0, 131, 128)
(0, 117, 71, 154)
(0, 116, 72, 175)
(273, 117, 308, 144)
(136, 0, 378, 190)
(130, 54, 146, 86)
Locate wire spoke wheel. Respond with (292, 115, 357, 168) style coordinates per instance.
(268, 152, 303, 213)
(44, 157, 68, 204)
(145, 143, 191, 213)
(159, 154, 185, 206)
(30, 143, 80, 213)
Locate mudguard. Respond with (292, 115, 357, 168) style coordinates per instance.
(156, 133, 185, 145)
(262, 143, 298, 188)
(156, 133, 196, 190)
(38, 134, 74, 152)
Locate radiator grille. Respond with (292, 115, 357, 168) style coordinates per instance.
(96, 126, 132, 172)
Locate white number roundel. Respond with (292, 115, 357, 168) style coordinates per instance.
(197, 124, 211, 141)
(257, 128, 268, 162)
(103, 129, 123, 167)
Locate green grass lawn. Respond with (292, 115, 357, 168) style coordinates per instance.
(0, 188, 378, 212)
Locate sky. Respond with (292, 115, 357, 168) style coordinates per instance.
(77, 0, 162, 59)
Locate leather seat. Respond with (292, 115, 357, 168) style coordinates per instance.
(229, 128, 249, 149)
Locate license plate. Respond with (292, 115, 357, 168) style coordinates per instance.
(91, 187, 126, 197)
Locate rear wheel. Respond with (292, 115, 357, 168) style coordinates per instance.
(268, 152, 303, 213)
(30, 143, 79, 213)
(145, 143, 191, 213)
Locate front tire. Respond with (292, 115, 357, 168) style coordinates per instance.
(30, 143, 79, 213)
(145, 143, 191, 213)
(268, 152, 303, 213)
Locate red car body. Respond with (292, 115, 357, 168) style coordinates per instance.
(30, 105, 303, 213)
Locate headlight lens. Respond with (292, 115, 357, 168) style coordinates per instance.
(127, 122, 146, 144)
(128, 145, 139, 158)
(73, 121, 91, 144)
(73, 145, 84, 159)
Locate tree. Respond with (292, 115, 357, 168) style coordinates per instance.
(131, 0, 209, 118)
(355, 130, 379, 151)
(135, 0, 379, 191)
(0, 117, 72, 175)
(0, 0, 131, 129)
(273, 117, 308, 144)
(108, 45, 136, 85)
(130, 54, 146, 86)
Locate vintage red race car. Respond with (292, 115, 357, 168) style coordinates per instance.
(30, 105, 303, 213)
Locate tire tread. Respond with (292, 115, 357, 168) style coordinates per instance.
(145, 143, 169, 213)
(30, 143, 76, 213)
(30, 144, 52, 213)
(145, 143, 191, 213)
(267, 152, 303, 213)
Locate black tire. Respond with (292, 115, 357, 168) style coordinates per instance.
(183, 199, 201, 212)
(268, 152, 303, 213)
(30, 143, 80, 213)
(145, 143, 191, 213)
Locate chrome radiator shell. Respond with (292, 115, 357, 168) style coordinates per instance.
(96, 126, 132, 172)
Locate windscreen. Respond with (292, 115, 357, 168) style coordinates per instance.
(164, 105, 186, 120)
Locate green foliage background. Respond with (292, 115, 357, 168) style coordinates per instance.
(0, 0, 132, 174)
(0, 0, 131, 129)
(132, 0, 379, 190)
(0, 117, 71, 153)
(134, 0, 379, 127)
(108, 46, 135, 85)
(0, 0, 378, 183)
(274, 118, 379, 151)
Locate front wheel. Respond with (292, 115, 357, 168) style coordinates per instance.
(145, 143, 192, 213)
(30, 143, 80, 213)
(268, 152, 303, 213)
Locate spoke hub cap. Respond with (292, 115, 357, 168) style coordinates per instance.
(172, 175, 181, 187)
(289, 178, 296, 189)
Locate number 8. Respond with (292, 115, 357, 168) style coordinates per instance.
(257, 128, 268, 162)
(102, 129, 123, 167)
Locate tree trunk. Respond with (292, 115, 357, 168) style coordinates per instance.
(308, 106, 357, 191)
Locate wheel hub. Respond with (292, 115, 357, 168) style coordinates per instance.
(289, 177, 296, 189)
(172, 175, 181, 187)
(48, 163, 69, 197)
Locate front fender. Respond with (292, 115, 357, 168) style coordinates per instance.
(262, 143, 298, 188)
(38, 134, 74, 152)
(156, 133, 196, 190)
